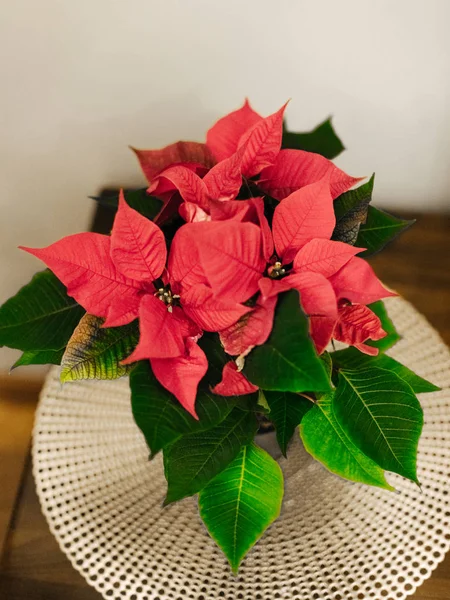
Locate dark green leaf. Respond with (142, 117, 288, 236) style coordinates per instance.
(300, 392, 394, 490)
(197, 333, 230, 386)
(163, 408, 258, 504)
(282, 117, 345, 159)
(356, 206, 414, 257)
(0, 270, 85, 352)
(244, 291, 332, 393)
(198, 443, 284, 574)
(264, 391, 312, 456)
(60, 315, 139, 382)
(331, 347, 440, 393)
(130, 361, 239, 457)
(332, 175, 374, 245)
(12, 348, 64, 369)
(366, 300, 400, 350)
(333, 368, 423, 483)
(91, 188, 162, 221)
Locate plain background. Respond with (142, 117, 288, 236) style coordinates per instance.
(1, 0, 449, 370)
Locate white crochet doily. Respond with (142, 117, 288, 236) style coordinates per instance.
(32, 297, 450, 600)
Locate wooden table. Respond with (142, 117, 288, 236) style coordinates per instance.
(0, 213, 449, 599)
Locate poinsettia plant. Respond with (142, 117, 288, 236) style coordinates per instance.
(0, 100, 440, 573)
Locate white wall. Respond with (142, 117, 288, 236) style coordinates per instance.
(1, 0, 449, 369)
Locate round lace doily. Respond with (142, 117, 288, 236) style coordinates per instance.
(33, 297, 450, 600)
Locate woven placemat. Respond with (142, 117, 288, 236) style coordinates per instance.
(32, 297, 450, 600)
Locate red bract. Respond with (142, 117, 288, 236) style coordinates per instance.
(334, 303, 387, 356)
(132, 99, 360, 229)
(259, 149, 363, 201)
(184, 177, 395, 373)
(148, 145, 246, 223)
(132, 141, 215, 182)
(212, 362, 259, 396)
(206, 99, 262, 161)
(21, 192, 249, 418)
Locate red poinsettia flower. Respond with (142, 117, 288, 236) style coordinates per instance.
(20, 192, 250, 417)
(132, 100, 361, 227)
(177, 177, 395, 396)
(147, 144, 247, 223)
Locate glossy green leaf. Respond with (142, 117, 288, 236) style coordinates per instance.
(91, 188, 162, 221)
(300, 392, 394, 490)
(60, 314, 139, 383)
(333, 368, 423, 483)
(282, 117, 345, 159)
(332, 175, 374, 245)
(366, 300, 400, 350)
(356, 206, 414, 257)
(0, 270, 85, 352)
(244, 291, 332, 393)
(264, 391, 312, 456)
(130, 361, 239, 457)
(198, 443, 284, 573)
(331, 347, 440, 393)
(163, 408, 258, 504)
(12, 348, 64, 369)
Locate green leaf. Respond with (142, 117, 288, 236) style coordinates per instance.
(91, 188, 162, 221)
(264, 391, 312, 456)
(60, 314, 139, 382)
(300, 392, 394, 490)
(320, 351, 333, 380)
(331, 347, 440, 393)
(244, 291, 332, 394)
(130, 361, 239, 457)
(256, 390, 271, 413)
(282, 117, 345, 159)
(163, 408, 258, 504)
(11, 348, 64, 369)
(198, 443, 284, 574)
(197, 333, 231, 386)
(356, 206, 414, 257)
(366, 300, 400, 350)
(333, 368, 423, 483)
(332, 175, 374, 245)
(0, 270, 85, 352)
